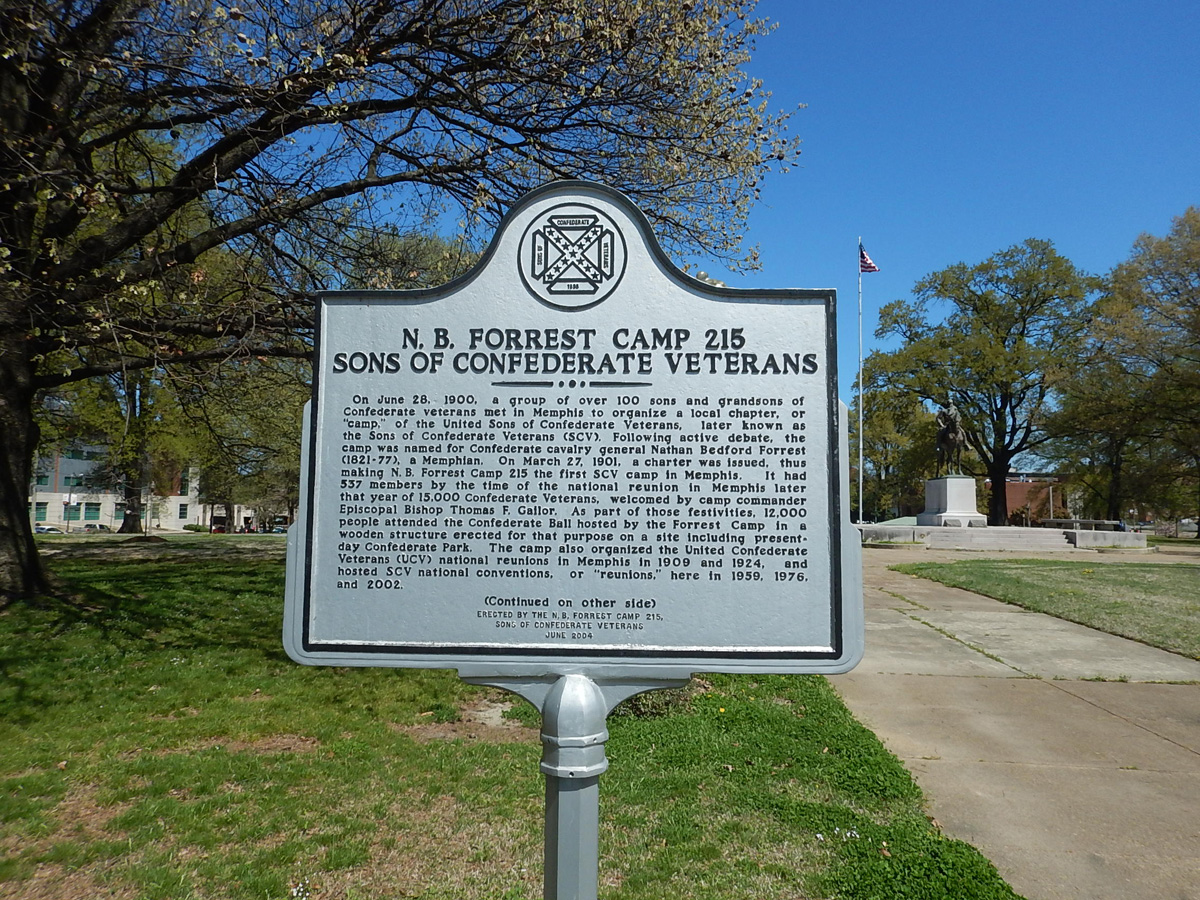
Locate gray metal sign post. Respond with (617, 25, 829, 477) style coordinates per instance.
(284, 182, 863, 899)
(457, 672, 686, 900)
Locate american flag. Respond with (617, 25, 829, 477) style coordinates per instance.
(859, 243, 880, 273)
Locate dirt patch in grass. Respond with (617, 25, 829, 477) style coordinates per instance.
(0, 865, 138, 900)
(148, 734, 322, 755)
(0, 786, 137, 900)
(214, 734, 322, 753)
(0, 786, 126, 857)
(319, 792, 541, 900)
(50, 784, 129, 836)
(149, 706, 202, 721)
(225, 734, 322, 753)
(234, 688, 272, 702)
(396, 698, 539, 745)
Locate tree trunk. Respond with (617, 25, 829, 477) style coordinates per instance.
(117, 481, 144, 534)
(0, 335, 47, 598)
(986, 458, 1011, 526)
(1194, 455, 1200, 540)
(1105, 446, 1125, 522)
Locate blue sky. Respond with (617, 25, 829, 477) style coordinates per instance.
(714, 0, 1199, 403)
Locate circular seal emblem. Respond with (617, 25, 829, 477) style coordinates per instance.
(518, 202, 627, 309)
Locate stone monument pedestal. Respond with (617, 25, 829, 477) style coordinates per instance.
(917, 475, 987, 527)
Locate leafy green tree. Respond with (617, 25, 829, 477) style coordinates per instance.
(175, 357, 310, 531)
(1087, 208, 1200, 530)
(180, 234, 471, 531)
(850, 368, 939, 521)
(36, 369, 191, 533)
(0, 0, 800, 595)
(874, 240, 1097, 525)
(1042, 361, 1150, 522)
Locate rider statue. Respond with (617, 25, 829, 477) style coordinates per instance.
(934, 400, 966, 477)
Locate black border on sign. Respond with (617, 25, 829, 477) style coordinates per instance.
(300, 181, 844, 665)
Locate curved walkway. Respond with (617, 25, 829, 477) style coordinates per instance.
(830, 547, 1200, 900)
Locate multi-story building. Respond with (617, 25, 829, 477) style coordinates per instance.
(29, 447, 202, 532)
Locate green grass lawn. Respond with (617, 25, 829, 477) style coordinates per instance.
(0, 537, 1023, 899)
(892, 559, 1200, 659)
(1147, 534, 1200, 548)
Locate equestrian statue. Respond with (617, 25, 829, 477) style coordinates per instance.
(934, 401, 966, 477)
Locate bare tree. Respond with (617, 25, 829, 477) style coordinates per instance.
(0, 0, 800, 595)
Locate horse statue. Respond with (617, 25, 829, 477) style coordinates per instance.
(934, 402, 966, 477)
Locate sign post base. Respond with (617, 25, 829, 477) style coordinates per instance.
(460, 672, 690, 899)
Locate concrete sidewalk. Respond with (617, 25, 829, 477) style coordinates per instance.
(830, 548, 1200, 900)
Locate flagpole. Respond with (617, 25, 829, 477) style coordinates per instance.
(857, 237, 864, 525)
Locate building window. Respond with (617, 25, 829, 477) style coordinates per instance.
(35, 502, 48, 522)
(115, 503, 126, 520)
(179, 470, 190, 494)
(63, 475, 86, 488)
(84, 502, 101, 521)
(35, 474, 49, 486)
(178, 503, 188, 519)
(64, 503, 81, 521)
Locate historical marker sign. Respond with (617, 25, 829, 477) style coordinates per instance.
(284, 182, 862, 675)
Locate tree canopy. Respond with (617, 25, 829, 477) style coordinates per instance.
(851, 370, 943, 522)
(1102, 207, 1200, 436)
(0, 0, 801, 595)
(1048, 208, 1200, 529)
(874, 239, 1097, 525)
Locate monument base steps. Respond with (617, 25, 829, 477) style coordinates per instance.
(926, 527, 1075, 552)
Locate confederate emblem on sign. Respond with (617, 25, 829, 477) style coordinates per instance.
(518, 202, 626, 309)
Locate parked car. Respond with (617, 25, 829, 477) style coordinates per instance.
(83, 523, 112, 532)
(35, 525, 64, 534)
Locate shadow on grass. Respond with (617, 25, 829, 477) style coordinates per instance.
(57, 554, 285, 650)
(0, 553, 289, 722)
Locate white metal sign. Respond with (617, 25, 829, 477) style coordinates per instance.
(284, 182, 862, 675)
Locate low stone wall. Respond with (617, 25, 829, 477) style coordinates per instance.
(858, 525, 936, 545)
(856, 525, 1148, 550)
(1066, 529, 1148, 549)
(1042, 518, 1121, 531)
